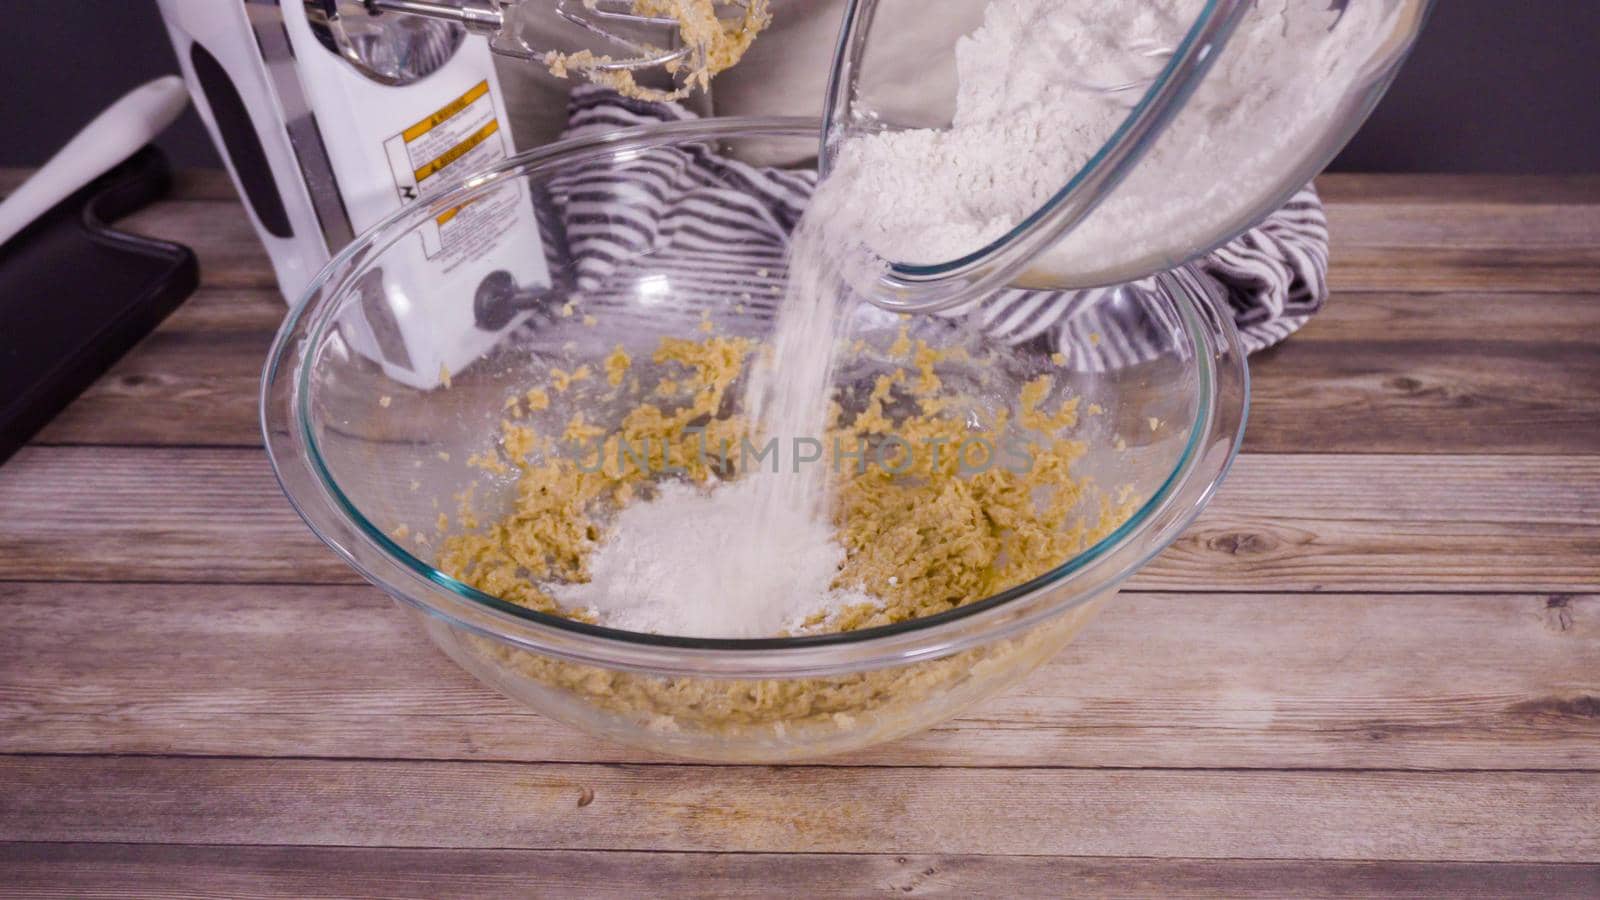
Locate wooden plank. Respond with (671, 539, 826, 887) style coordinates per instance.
(0, 446, 351, 585)
(1241, 291, 1600, 451)
(2, 583, 1595, 770)
(136, 285, 285, 333)
(1316, 178, 1600, 292)
(1320, 175, 1600, 292)
(1328, 246, 1600, 295)
(1244, 293, 1600, 455)
(1247, 338, 1600, 455)
(166, 168, 245, 202)
(26, 286, 1600, 464)
(1289, 292, 1600, 345)
(1146, 454, 1600, 592)
(29, 289, 1600, 454)
(5, 843, 1597, 899)
(12, 169, 1600, 293)
(1315, 173, 1600, 205)
(1, 756, 1596, 861)
(3, 448, 1595, 590)
(1330, 202, 1600, 249)
(6, 169, 1597, 207)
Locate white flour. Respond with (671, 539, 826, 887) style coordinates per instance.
(739, 176, 881, 521)
(832, 0, 1401, 284)
(568, 177, 881, 638)
(554, 479, 873, 637)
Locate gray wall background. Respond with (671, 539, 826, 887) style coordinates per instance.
(2, 1, 1596, 173)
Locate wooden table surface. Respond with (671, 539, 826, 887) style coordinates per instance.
(1, 171, 1597, 897)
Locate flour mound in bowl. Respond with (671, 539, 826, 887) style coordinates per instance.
(552, 477, 875, 638)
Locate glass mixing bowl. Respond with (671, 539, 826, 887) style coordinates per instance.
(824, 0, 1434, 307)
(262, 117, 1248, 762)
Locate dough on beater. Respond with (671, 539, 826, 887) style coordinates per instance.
(543, 0, 773, 101)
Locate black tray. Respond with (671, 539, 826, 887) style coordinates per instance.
(0, 147, 199, 464)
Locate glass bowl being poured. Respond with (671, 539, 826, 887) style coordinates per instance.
(262, 118, 1247, 762)
(822, 0, 1435, 310)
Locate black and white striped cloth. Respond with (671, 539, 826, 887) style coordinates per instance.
(530, 86, 1329, 364)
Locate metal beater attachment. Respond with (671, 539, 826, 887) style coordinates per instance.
(361, 0, 692, 73)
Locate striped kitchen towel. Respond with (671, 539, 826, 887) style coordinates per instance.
(528, 86, 1329, 366)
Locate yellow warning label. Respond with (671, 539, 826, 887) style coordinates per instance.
(412, 119, 500, 183)
(435, 195, 484, 227)
(402, 80, 491, 143)
(383, 78, 513, 259)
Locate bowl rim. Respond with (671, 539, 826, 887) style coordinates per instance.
(261, 115, 1250, 678)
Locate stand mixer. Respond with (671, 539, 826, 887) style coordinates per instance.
(157, 0, 771, 392)
(157, 0, 561, 389)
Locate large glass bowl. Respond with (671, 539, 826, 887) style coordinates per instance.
(262, 117, 1248, 762)
(824, 0, 1433, 307)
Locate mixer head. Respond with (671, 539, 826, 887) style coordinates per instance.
(347, 0, 770, 94)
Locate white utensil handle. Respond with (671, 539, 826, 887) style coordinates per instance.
(0, 76, 189, 248)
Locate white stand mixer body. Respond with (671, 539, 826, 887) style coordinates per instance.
(156, 0, 551, 388)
